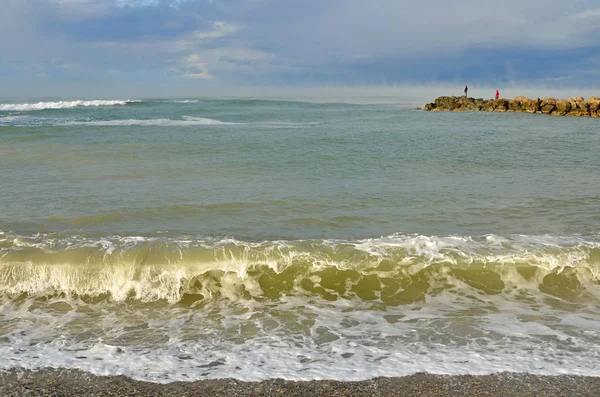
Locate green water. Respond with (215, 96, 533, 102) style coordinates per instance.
(1, 97, 600, 381)
(1, 99, 599, 239)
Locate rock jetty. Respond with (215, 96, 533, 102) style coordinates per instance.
(423, 95, 600, 117)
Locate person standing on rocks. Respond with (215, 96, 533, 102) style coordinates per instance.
(495, 89, 499, 100)
(464, 85, 468, 97)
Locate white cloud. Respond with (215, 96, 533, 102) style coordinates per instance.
(193, 22, 240, 40)
(175, 21, 242, 51)
(53, 0, 99, 5)
(572, 9, 600, 20)
(115, 0, 159, 7)
(173, 54, 213, 79)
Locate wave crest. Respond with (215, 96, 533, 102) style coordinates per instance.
(0, 100, 139, 112)
(64, 116, 239, 127)
(60, 117, 319, 127)
(1, 233, 599, 304)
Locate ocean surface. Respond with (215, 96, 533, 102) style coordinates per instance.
(1, 96, 600, 382)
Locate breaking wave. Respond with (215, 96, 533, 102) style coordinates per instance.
(0, 115, 30, 124)
(1, 232, 599, 304)
(0, 100, 140, 112)
(64, 116, 240, 127)
(60, 117, 319, 127)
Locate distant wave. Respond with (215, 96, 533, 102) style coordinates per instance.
(0, 115, 30, 124)
(65, 116, 240, 127)
(62, 116, 320, 127)
(0, 100, 140, 112)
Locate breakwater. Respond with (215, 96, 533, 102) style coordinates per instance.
(423, 95, 600, 117)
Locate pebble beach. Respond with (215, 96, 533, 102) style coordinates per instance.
(2, 369, 600, 397)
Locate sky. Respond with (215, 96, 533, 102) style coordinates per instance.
(2, 0, 600, 97)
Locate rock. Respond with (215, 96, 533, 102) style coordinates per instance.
(509, 96, 528, 112)
(493, 99, 508, 112)
(421, 95, 600, 117)
(434, 96, 458, 110)
(540, 98, 557, 114)
(554, 100, 571, 116)
(521, 98, 540, 113)
(588, 96, 600, 104)
(587, 97, 600, 116)
(569, 98, 578, 108)
(541, 104, 555, 114)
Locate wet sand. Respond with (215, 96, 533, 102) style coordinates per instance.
(1, 369, 600, 396)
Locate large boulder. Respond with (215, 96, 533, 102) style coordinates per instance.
(521, 97, 540, 113)
(588, 97, 600, 116)
(433, 96, 461, 111)
(492, 99, 509, 112)
(554, 99, 571, 116)
(540, 98, 557, 114)
(509, 96, 528, 112)
(579, 103, 591, 117)
(568, 97, 590, 116)
(465, 97, 488, 111)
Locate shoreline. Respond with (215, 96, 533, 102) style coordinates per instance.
(2, 369, 600, 396)
(422, 95, 600, 117)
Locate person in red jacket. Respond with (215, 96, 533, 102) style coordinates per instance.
(495, 89, 499, 99)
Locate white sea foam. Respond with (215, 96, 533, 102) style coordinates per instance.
(261, 121, 322, 128)
(64, 116, 240, 127)
(0, 115, 30, 124)
(0, 100, 139, 111)
(60, 116, 320, 127)
(2, 232, 600, 380)
(1, 295, 600, 382)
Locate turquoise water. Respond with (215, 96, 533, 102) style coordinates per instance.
(2, 99, 599, 238)
(1, 97, 600, 381)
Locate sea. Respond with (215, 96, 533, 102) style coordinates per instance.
(1, 95, 599, 382)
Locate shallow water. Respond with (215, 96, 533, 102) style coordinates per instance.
(1, 97, 600, 381)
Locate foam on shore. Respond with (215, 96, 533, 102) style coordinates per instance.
(1, 369, 600, 396)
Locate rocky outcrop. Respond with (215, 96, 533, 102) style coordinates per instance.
(422, 96, 600, 117)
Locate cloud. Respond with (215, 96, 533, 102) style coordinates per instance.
(572, 9, 600, 20)
(3, 0, 600, 93)
(190, 21, 239, 41)
(219, 56, 252, 66)
(173, 53, 213, 79)
(175, 21, 242, 53)
(52, 58, 78, 70)
(115, 0, 160, 7)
